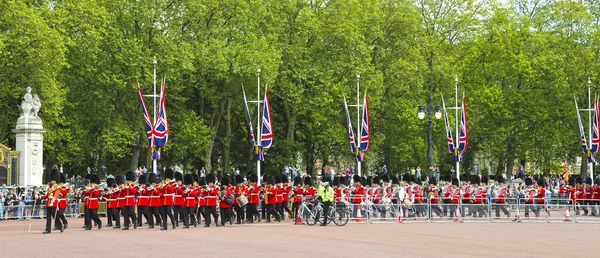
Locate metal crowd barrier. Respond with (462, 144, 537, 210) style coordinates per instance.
(573, 198, 600, 224)
(0, 199, 82, 221)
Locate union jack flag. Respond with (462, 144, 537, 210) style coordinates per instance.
(359, 93, 370, 152)
(575, 99, 592, 162)
(442, 96, 455, 154)
(457, 98, 468, 162)
(343, 96, 358, 157)
(260, 89, 273, 150)
(256, 146, 264, 162)
(137, 84, 155, 148)
(591, 100, 599, 155)
(153, 81, 169, 148)
(242, 86, 255, 146)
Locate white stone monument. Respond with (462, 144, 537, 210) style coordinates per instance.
(13, 87, 45, 186)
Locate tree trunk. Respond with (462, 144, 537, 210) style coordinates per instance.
(284, 101, 297, 141)
(506, 144, 515, 182)
(130, 134, 142, 172)
(204, 101, 225, 174)
(223, 99, 231, 176)
(580, 157, 588, 179)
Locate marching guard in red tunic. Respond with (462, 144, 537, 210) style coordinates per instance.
(292, 176, 304, 224)
(219, 176, 235, 226)
(114, 175, 125, 229)
(83, 174, 103, 230)
(174, 172, 184, 227)
(54, 174, 70, 231)
(246, 173, 261, 223)
(136, 174, 150, 228)
(41, 169, 61, 234)
(146, 173, 162, 228)
(160, 169, 177, 230)
(122, 171, 138, 230)
(233, 174, 247, 224)
(182, 174, 198, 228)
(104, 176, 117, 227)
(204, 173, 220, 227)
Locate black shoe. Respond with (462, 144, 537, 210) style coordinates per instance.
(107, 224, 113, 227)
(60, 225, 64, 233)
(81, 225, 87, 229)
(172, 224, 176, 229)
(133, 224, 137, 229)
(183, 226, 189, 229)
(148, 226, 154, 229)
(42, 231, 51, 234)
(85, 227, 91, 230)
(113, 226, 121, 229)
(235, 222, 241, 224)
(320, 224, 327, 226)
(204, 225, 210, 227)
(160, 227, 167, 230)
(122, 227, 129, 230)
(98, 222, 102, 229)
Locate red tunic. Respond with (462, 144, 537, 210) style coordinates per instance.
(234, 185, 248, 207)
(184, 188, 198, 207)
(86, 189, 102, 209)
(443, 185, 453, 201)
(148, 187, 162, 207)
(58, 188, 69, 209)
(105, 190, 117, 208)
(283, 184, 291, 202)
(204, 185, 219, 206)
(161, 183, 176, 206)
(41, 188, 60, 208)
(197, 187, 206, 207)
(220, 186, 234, 208)
(266, 185, 277, 204)
(276, 186, 283, 204)
(473, 187, 483, 204)
(414, 185, 423, 203)
(462, 185, 471, 202)
(334, 188, 342, 202)
(496, 186, 507, 203)
(175, 186, 185, 206)
(116, 189, 126, 209)
(138, 187, 150, 207)
(293, 187, 305, 203)
(352, 186, 364, 204)
(536, 188, 546, 204)
(125, 186, 138, 207)
(305, 187, 316, 201)
(371, 188, 382, 203)
(451, 188, 461, 204)
(248, 184, 261, 204)
(568, 187, 577, 204)
(525, 187, 536, 204)
(429, 186, 439, 204)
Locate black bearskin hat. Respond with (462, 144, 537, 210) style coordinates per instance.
(294, 176, 303, 186)
(198, 177, 207, 187)
(266, 175, 275, 185)
(472, 176, 480, 185)
(221, 176, 230, 186)
(235, 174, 245, 185)
(106, 177, 116, 188)
(281, 175, 289, 183)
(148, 173, 158, 184)
(481, 176, 489, 185)
(409, 175, 416, 183)
(460, 174, 469, 182)
(90, 174, 100, 184)
(274, 175, 281, 184)
(138, 174, 148, 185)
(361, 176, 367, 185)
(497, 176, 505, 184)
(568, 177, 575, 187)
(333, 176, 340, 187)
(184, 174, 194, 185)
(537, 178, 546, 188)
(206, 173, 216, 184)
(391, 174, 400, 185)
(382, 174, 390, 183)
(401, 173, 410, 183)
(165, 168, 175, 180)
(116, 175, 125, 185)
(353, 174, 362, 185)
(126, 171, 136, 181)
(444, 174, 452, 182)
(304, 176, 313, 187)
(59, 173, 66, 184)
(323, 176, 331, 184)
(372, 176, 379, 185)
(575, 177, 583, 185)
(429, 177, 437, 185)
(451, 178, 459, 186)
(192, 173, 199, 183)
(585, 177, 592, 185)
(525, 177, 533, 186)
(48, 168, 60, 182)
(175, 172, 183, 182)
(415, 176, 422, 185)
(248, 173, 258, 183)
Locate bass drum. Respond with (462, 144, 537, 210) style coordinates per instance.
(236, 195, 248, 206)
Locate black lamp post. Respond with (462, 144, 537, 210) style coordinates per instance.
(418, 96, 442, 180)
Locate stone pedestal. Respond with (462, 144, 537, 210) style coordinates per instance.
(13, 86, 45, 186)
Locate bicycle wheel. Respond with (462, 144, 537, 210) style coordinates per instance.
(304, 207, 318, 226)
(332, 208, 348, 226)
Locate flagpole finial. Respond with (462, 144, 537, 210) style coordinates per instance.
(589, 77, 592, 85)
(153, 59, 157, 65)
(455, 76, 458, 83)
(356, 72, 360, 79)
(258, 68, 261, 73)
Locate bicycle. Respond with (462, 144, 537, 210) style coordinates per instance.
(311, 201, 349, 226)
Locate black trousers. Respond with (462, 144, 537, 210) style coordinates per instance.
(261, 201, 266, 219)
(292, 202, 301, 220)
(160, 205, 175, 229)
(174, 205, 183, 223)
(123, 206, 136, 228)
(220, 206, 232, 225)
(322, 201, 332, 224)
(234, 205, 245, 223)
(283, 201, 292, 218)
(197, 206, 206, 223)
(46, 207, 59, 232)
(106, 207, 114, 226)
(183, 206, 196, 227)
(148, 206, 161, 227)
(267, 204, 280, 221)
(137, 206, 149, 226)
(85, 209, 101, 228)
(55, 207, 68, 229)
(494, 203, 510, 217)
(246, 203, 260, 222)
(204, 206, 219, 226)
(114, 208, 122, 227)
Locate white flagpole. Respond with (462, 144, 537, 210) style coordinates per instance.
(356, 73, 362, 177)
(153, 59, 158, 175)
(589, 78, 594, 184)
(257, 68, 262, 185)
(455, 76, 460, 181)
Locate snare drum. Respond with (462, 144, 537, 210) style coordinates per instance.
(236, 195, 248, 206)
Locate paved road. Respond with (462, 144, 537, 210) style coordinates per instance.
(0, 218, 599, 257)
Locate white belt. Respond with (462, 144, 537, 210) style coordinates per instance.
(126, 195, 134, 198)
(108, 199, 116, 201)
(175, 195, 182, 198)
(89, 198, 98, 200)
(206, 196, 217, 198)
(138, 196, 149, 199)
(58, 199, 66, 201)
(276, 195, 283, 197)
(250, 194, 259, 196)
(117, 198, 125, 200)
(164, 194, 175, 196)
(150, 196, 160, 198)
(185, 197, 195, 200)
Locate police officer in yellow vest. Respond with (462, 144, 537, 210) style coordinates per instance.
(317, 177, 334, 226)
